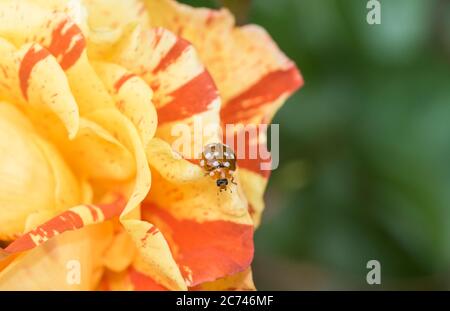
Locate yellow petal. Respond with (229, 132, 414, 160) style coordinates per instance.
(126, 220, 186, 290)
(0, 102, 79, 240)
(146, 138, 203, 183)
(0, 222, 113, 290)
(145, 0, 303, 225)
(108, 25, 221, 159)
(145, 0, 302, 112)
(69, 118, 136, 180)
(0, 40, 79, 138)
(102, 228, 136, 273)
(84, 108, 150, 217)
(83, 0, 148, 32)
(0, 0, 86, 49)
(0, 0, 116, 116)
(2, 194, 125, 254)
(144, 138, 253, 287)
(24, 111, 136, 182)
(236, 169, 267, 227)
(85, 109, 185, 290)
(92, 61, 157, 147)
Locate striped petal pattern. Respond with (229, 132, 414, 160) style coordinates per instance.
(143, 138, 253, 287)
(145, 0, 304, 226)
(0, 0, 302, 290)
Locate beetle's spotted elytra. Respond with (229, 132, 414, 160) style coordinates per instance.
(200, 143, 237, 191)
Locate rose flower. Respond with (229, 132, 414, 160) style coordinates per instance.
(0, 0, 303, 290)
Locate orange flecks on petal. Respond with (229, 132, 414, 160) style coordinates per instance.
(128, 267, 168, 291)
(156, 70, 218, 124)
(4, 195, 125, 254)
(142, 203, 254, 287)
(19, 45, 49, 100)
(47, 19, 86, 70)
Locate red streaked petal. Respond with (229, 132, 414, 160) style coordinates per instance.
(109, 27, 222, 157)
(142, 203, 254, 287)
(19, 44, 49, 100)
(221, 65, 303, 125)
(152, 37, 190, 74)
(47, 18, 86, 70)
(156, 70, 218, 124)
(3, 195, 125, 254)
(144, 0, 304, 228)
(113, 73, 137, 93)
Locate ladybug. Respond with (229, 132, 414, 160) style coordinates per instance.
(200, 143, 237, 191)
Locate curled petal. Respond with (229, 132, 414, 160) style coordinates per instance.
(142, 202, 253, 287)
(3, 195, 125, 254)
(109, 26, 221, 159)
(2, 1, 115, 116)
(0, 102, 80, 239)
(84, 108, 150, 217)
(65, 54, 117, 115)
(0, 0, 300, 291)
(0, 0, 87, 73)
(0, 40, 79, 138)
(0, 0, 117, 116)
(145, 0, 303, 115)
(144, 139, 253, 286)
(83, 0, 148, 32)
(124, 220, 186, 290)
(146, 138, 249, 218)
(145, 0, 303, 225)
(32, 135, 81, 211)
(237, 169, 267, 227)
(0, 223, 113, 290)
(102, 228, 136, 273)
(25, 112, 137, 181)
(146, 138, 203, 183)
(85, 109, 185, 290)
(69, 118, 137, 181)
(93, 61, 158, 146)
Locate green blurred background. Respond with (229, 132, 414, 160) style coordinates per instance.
(181, 0, 450, 290)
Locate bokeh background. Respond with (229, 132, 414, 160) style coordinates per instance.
(181, 0, 450, 290)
